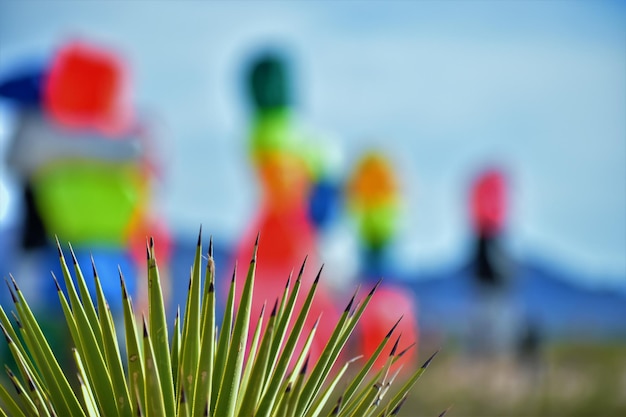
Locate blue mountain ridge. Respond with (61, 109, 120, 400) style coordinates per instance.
(2, 229, 623, 343)
(409, 260, 626, 343)
(168, 236, 626, 343)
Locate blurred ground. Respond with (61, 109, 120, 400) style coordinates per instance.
(396, 343, 626, 417)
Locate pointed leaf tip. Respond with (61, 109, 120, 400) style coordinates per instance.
(298, 255, 308, 278)
(90, 254, 98, 277)
(368, 278, 383, 297)
(391, 394, 408, 415)
(332, 395, 343, 415)
(421, 349, 439, 369)
(68, 243, 78, 265)
(397, 342, 417, 358)
(344, 293, 356, 313)
(390, 334, 402, 356)
(197, 225, 203, 245)
(438, 406, 452, 417)
(9, 274, 19, 292)
(119, 269, 128, 299)
(10, 312, 22, 329)
(314, 264, 324, 284)
(208, 235, 213, 257)
(301, 354, 310, 375)
(52, 272, 62, 292)
(271, 298, 278, 317)
(386, 316, 404, 338)
(142, 316, 148, 338)
(55, 235, 62, 257)
(0, 323, 11, 344)
(5, 278, 17, 304)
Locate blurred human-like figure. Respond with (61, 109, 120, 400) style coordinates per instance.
(466, 167, 519, 356)
(231, 50, 340, 362)
(345, 151, 419, 368)
(0, 40, 171, 338)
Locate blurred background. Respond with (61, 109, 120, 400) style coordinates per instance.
(1, 1, 625, 416)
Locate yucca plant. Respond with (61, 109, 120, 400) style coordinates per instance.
(0, 228, 436, 417)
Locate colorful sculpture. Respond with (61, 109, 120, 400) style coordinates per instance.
(346, 151, 419, 368)
(466, 167, 520, 356)
(231, 51, 340, 361)
(1, 39, 169, 315)
(469, 167, 510, 288)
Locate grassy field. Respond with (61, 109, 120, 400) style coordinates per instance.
(397, 342, 626, 417)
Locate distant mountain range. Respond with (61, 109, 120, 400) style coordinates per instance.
(2, 229, 624, 344)
(168, 236, 626, 344)
(409, 260, 626, 343)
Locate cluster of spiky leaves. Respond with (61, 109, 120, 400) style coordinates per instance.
(0, 229, 436, 417)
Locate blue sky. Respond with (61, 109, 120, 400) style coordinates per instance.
(1, 0, 625, 286)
